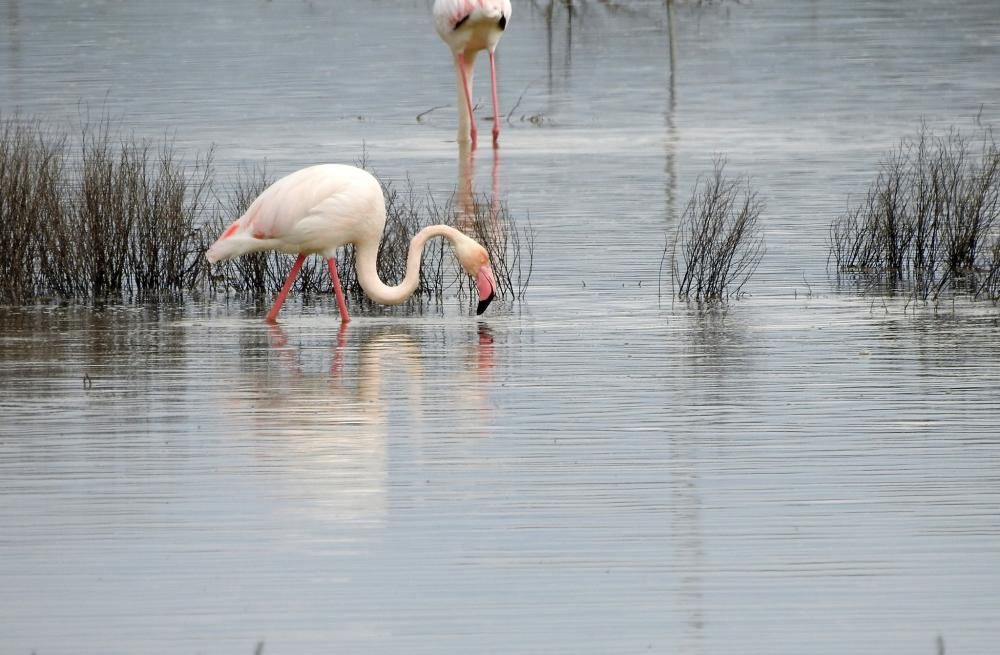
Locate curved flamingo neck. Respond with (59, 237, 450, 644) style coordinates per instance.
(355, 225, 466, 306)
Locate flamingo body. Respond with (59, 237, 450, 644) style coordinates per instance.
(432, 0, 511, 146)
(208, 165, 384, 264)
(207, 164, 497, 322)
(433, 0, 510, 54)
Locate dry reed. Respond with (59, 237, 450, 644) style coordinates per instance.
(0, 114, 212, 302)
(979, 232, 1000, 303)
(0, 117, 64, 304)
(830, 124, 1000, 302)
(663, 158, 765, 302)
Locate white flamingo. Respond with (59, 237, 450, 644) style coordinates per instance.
(206, 164, 497, 323)
(433, 0, 512, 147)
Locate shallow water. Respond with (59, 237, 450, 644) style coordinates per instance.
(3, 0, 1000, 653)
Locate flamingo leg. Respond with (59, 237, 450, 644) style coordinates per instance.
(456, 52, 477, 147)
(489, 50, 501, 146)
(266, 253, 307, 323)
(327, 257, 350, 324)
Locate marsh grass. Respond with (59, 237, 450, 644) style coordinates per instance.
(663, 159, 765, 302)
(0, 114, 531, 310)
(0, 118, 64, 304)
(830, 124, 1000, 302)
(979, 232, 1000, 303)
(0, 114, 212, 303)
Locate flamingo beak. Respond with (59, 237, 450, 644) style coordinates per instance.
(476, 264, 496, 315)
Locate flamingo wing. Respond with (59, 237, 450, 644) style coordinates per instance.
(207, 164, 385, 262)
(238, 166, 342, 240)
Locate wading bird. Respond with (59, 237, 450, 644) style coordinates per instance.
(206, 164, 497, 323)
(433, 0, 511, 147)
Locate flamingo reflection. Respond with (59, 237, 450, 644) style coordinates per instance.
(456, 140, 502, 229)
(220, 322, 498, 523)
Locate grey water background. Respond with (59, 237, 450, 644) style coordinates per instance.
(2, 0, 1000, 653)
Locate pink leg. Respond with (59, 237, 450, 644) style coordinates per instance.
(457, 52, 477, 147)
(489, 51, 501, 146)
(327, 257, 350, 323)
(266, 253, 306, 323)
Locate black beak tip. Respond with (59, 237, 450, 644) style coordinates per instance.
(476, 290, 496, 315)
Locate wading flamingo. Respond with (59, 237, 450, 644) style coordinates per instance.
(206, 164, 497, 323)
(433, 0, 511, 147)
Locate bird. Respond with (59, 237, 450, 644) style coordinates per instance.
(206, 164, 497, 323)
(433, 0, 511, 147)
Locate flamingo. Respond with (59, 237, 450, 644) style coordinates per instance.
(433, 0, 511, 147)
(206, 164, 497, 323)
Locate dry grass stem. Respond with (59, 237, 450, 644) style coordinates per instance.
(830, 123, 1000, 302)
(664, 158, 765, 302)
(1, 114, 212, 303)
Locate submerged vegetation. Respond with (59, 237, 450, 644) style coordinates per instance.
(663, 158, 765, 302)
(0, 115, 532, 310)
(830, 124, 1000, 303)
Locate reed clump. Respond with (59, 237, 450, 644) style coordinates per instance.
(0, 115, 212, 303)
(830, 124, 1000, 302)
(0, 118, 64, 304)
(0, 113, 532, 309)
(663, 158, 765, 302)
(979, 233, 1000, 303)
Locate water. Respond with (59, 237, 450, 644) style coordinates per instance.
(2, 0, 1000, 653)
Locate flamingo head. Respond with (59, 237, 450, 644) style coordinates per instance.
(454, 237, 497, 315)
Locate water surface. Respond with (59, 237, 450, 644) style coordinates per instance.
(2, 0, 1000, 653)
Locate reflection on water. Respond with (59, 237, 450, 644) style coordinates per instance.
(456, 140, 502, 228)
(222, 319, 498, 527)
(2, 300, 1000, 653)
(2, 0, 1000, 652)
(0, 299, 1000, 653)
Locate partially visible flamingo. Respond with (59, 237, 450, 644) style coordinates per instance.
(433, 0, 512, 147)
(206, 164, 497, 323)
